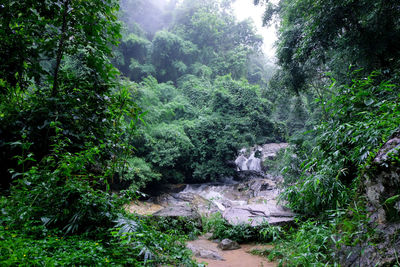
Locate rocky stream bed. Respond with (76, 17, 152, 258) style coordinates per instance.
(125, 143, 292, 265)
(126, 143, 294, 225)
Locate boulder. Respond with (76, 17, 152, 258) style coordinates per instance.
(186, 243, 224, 261)
(364, 131, 400, 223)
(339, 130, 400, 266)
(223, 204, 295, 226)
(153, 204, 202, 230)
(217, 239, 241, 250)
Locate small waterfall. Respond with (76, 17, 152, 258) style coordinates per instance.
(235, 143, 288, 172)
(126, 143, 293, 226)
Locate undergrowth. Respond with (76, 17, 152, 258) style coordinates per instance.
(0, 132, 201, 266)
(0, 216, 200, 267)
(202, 212, 283, 243)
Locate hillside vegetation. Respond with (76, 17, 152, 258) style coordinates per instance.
(1, 0, 399, 266)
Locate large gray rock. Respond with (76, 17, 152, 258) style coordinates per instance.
(339, 130, 400, 267)
(153, 203, 202, 230)
(153, 204, 196, 217)
(217, 239, 241, 250)
(235, 154, 249, 171)
(223, 203, 295, 226)
(186, 243, 225, 261)
(365, 133, 400, 223)
(143, 172, 295, 227)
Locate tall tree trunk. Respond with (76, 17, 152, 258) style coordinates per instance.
(52, 0, 70, 97)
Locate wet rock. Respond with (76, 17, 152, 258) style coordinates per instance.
(217, 239, 241, 250)
(153, 204, 202, 229)
(246, 178, 276, 197)
(189, 194, 220, 217)
(223, 204, 295, 226)
(129, 174, 294, 227)
(203, 232, 213, 240)
(186, 243, 225, 261)
(153, 204, 198, 218)
(339, 130, 400, 266)
(150, 173, 294, 227)
(364, 131, 400, 224)
(126, 143, 294, 231)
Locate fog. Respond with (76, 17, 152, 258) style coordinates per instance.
(120, 0, 277, 60)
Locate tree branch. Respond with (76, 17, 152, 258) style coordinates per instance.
(52, 0, 70, 97)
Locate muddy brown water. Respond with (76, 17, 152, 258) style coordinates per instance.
(187, 237, 277, 267)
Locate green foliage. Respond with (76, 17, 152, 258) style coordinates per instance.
(0, 1, 202, 265)
(253, 0, 400, 264)
(281, 72, 400, 215)
(118, 157, 161, 192)
(203, 213, 253, 242)
(151, 31, 198, 82)
(0, 227, 120, 266)
(261, 220, 337, 266)
(384, 194, 400, 222)
(110, 0, 283, 184)
(202, 213, 279, 243)
(117, 0, 269, 84)
(111, 215, 200, 266)
(0, 0, 121, 94)
(3, 135, 117, 234)
(257, 202, 377, 266)
(113, 33, 153, 80)
(0, 0, 131, 190)
(126, 74, 281, 183)
(149, 216, 202, 240)
(258, 0, 400, 91)
(186, 114, 239, 181)
(145, 123, 194, 182)
(0, 216, 200, 267)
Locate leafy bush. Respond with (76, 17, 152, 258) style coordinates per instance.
(117, 157, 161, 192)
(3, 140, 119, 235)
(111, 215, 200, 266)
(145, 216, 202, 240)
(260, 220, 337, 266)
(282, 71, 400, 215)
(202, 213, 280, 243)
(0, 217, 201, 267)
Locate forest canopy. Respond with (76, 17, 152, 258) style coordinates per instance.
(1, 0, 399, 266)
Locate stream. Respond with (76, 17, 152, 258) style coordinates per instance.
(125, 143, 291, 266)
(188, 235, 276, 267)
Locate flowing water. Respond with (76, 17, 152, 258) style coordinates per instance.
(187, 236, 277, 267)
(125, 144, 292, 266)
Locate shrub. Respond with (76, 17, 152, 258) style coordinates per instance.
(282, 71, 400, 215)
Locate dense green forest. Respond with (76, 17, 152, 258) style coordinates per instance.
(0, 0, 399, 266)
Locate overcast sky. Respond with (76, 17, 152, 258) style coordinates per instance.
(232, 0, 277, 60)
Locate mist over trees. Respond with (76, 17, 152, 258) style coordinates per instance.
(110, 0, 288, 184)
(1, 0, 399, 265)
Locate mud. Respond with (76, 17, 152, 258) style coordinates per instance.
(187, 236, 276, 267)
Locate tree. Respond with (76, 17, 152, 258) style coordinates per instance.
(151, 31, 198, 82)
(0, 0, 124, 188)
(256, 0, 400, 91)
(0, 0, 121, 95)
